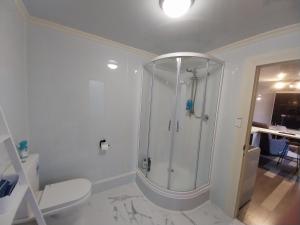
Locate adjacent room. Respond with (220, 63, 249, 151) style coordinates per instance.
(238, 60, 300, 225)
(0, 0, 300, 225)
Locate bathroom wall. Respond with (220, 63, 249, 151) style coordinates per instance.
(209, 27, 300, 216)
(0, 0, 28, 174)
(27, 22, 152, 186)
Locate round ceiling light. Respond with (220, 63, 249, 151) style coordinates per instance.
(160, 0, 194, 18)
(277, 72, 286, 80)
(107, 60, 118, 70)
(274, 82, 286, 89)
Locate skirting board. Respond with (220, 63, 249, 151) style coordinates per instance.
(92, 171, 136, 194)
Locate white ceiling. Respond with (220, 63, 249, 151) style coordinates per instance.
(23, 0, 300, 54)
(258, 60, 300, 93)
(259, 60, 300, 82)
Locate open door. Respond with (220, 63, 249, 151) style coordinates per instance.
(236, 59, 300, 225)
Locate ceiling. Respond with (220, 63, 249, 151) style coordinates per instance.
(258, 60, 300, 93)
(23, 0, 300, 54)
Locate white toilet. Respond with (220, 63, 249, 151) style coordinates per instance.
(6, 154, 92, 223)
(37, 178, 91, 216)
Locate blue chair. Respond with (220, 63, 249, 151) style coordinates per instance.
(269, 137, 288, 156)
(252, 121, 288, 156)
(277, 141, 300, 171)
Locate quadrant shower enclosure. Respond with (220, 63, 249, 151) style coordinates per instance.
(137, 52, 224, 210)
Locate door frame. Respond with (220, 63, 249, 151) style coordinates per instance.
(232, 47, 300, 217)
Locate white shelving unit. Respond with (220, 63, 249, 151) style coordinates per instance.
(0, 105, 46, 225)
(0, 134, 9, 143)
(0, 183, 28, 224)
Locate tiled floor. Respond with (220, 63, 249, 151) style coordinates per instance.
(26, 183, 244, 225)
(238, 155, 300, 225)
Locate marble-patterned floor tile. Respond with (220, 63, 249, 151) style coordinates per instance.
(25, 183, 244, 225)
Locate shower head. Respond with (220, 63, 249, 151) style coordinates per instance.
(186, 68, 198, 74)
(186, 68, 198, 80)
(186, 67, 208, 80)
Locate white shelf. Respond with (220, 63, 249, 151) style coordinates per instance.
(0, 134, 10, 143)
(0, 105, 46, 225)
(0, 184, 28, 225)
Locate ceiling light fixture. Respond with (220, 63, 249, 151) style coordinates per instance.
(256, 97, 262, 101)
(277, 72, 286, 80)
(296, 82, 300, 90)
(107, 60, 118, 70)
(274, 82, 286, 89)
(289, 84, 294, 88)
(160, 0, 194, 18)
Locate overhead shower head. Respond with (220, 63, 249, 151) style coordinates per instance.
(186, 68, 198, 79)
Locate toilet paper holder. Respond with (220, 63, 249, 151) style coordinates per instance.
(99, 139, 110, 151)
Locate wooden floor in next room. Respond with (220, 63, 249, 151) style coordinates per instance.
(238, 155, 300, 225)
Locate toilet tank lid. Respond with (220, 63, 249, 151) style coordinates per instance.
(4, 154, 39, 176)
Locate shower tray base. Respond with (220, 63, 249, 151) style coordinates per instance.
(136, 170, 209, 211)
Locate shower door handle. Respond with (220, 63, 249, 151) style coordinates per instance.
(168, 120, 171, 131)
(176, 121, 179, 132)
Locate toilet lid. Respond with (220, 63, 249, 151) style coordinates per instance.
(39, 178, 91, 212)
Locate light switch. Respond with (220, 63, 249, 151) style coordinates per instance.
(235, 118, 243, 128)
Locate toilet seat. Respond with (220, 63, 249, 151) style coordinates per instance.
(39, 178, 91, 214)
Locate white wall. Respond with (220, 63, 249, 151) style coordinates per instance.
(0, 0, 28, 174)
(253, 92, 275, 125)
(27, 23, 151, 186)
(210, 28, 300, 216)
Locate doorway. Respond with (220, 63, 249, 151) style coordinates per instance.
(237, 60, 300, 225)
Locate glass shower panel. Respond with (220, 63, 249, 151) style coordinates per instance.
(138, 64, 153, 176)
(139, 53, 224, 193)
(169, 57, 209, 191)
(146, 58, 178, 189)
(195, 61, 223, 187)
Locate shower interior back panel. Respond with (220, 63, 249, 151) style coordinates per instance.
(24, 183, 244, 225)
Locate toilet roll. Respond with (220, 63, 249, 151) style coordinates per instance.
(101, 142, 110, 151)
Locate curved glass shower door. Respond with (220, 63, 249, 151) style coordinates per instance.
(138, 52, 224, 193)
(169, 57, 209, 191)
(145, 58, 179, 188)
(170, 57, 223, 191)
